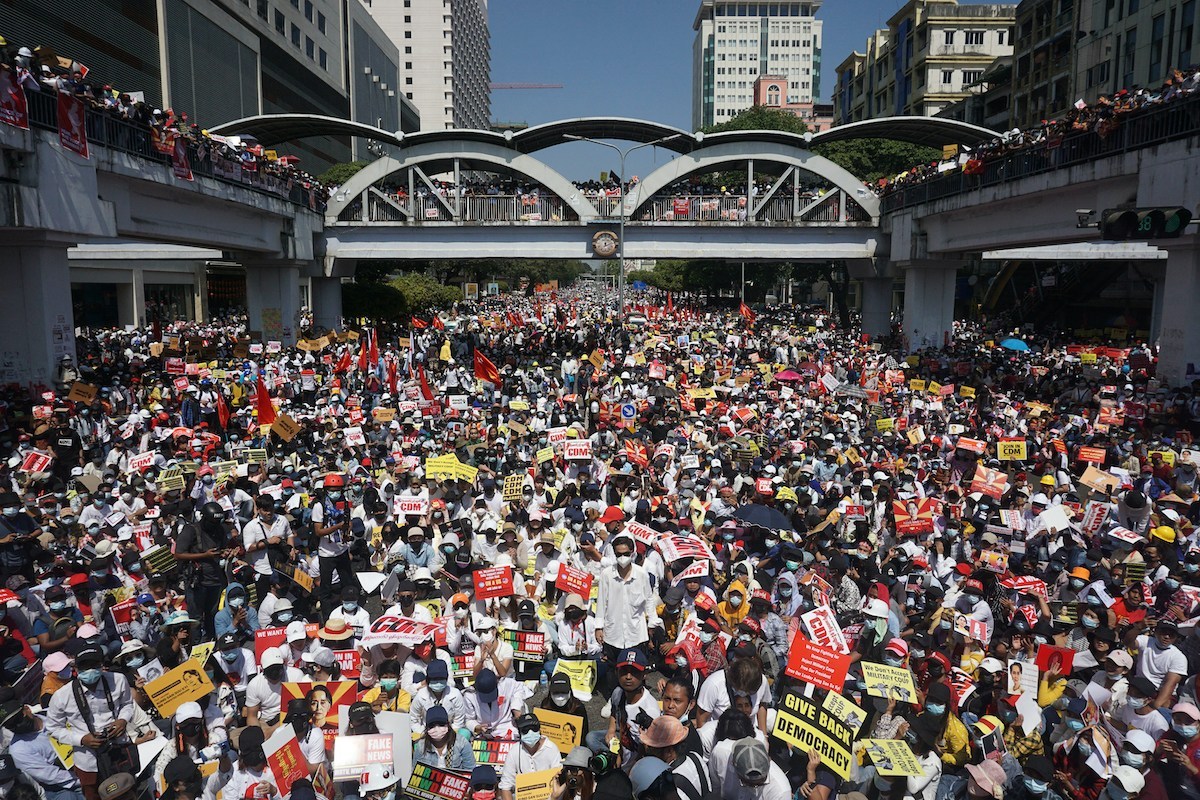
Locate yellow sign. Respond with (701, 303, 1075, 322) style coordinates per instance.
(997, 440, 1028, 461)
(771, 689, 853, 779)
(909, 379, 926, 392)
(190, 641, 215, 666)
(145, 658, 215, 717)
(588, 350, 605, 371)
(510, 400, 530, 411)
(687, 388, 716, 399)
(373, 407, 396, 422)
(960, 386, 976, 398)
(532, 708, 585, 755)
(860, 661, 917, 702)
(503, 474, 525, 502)
(536, 447, 555, 465)
(875, 417, 894, 432)
(822, 691, 866, 734)
(861, 739, 924, 776)
(553, 659, 597, 696)
(292, 566, 314, 593)
(1149, 449, 1176, 465)
(515, 769, 560, 800)
(1080, 353, 1097, 364)
(928, 381, 942, 395)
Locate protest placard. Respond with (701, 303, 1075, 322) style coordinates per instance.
(801, 606, 849, 654)
(861, 739, 923, 776)
(784, 636, 851, 692)
(860, 661, 918, 702)
(406, 763, 470, 800)
(473, 566, 515, 600)
(331, 734, 394, 780)
(532, 708, 584, 755)
(555, 563, 594, 598)
(553, 659, 598, 699)
(515, 768, 559, 800)
(145, 659, 214, 717)
(771, 689, 854, 779)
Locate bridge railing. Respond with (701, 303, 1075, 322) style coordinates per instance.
(635, 191, 873, 223)
(22, 89, 324, 212)
(880, 91, 1200, 213)
(351, 192, 572, 223)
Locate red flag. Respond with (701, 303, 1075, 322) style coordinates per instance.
(625, 440, 649, 468)
(739, 302, 756, 325)
(387, 357, 398, 395)
(368, 328, 379, 369)
(432, 316, 444, 330)
(411, 317, 427, 329)
(335, 348, 351, 373)
(417, 364, 435, 401)
(473, 350, 500, 385)
(215, 391, 230, 430)
(255, 374, 276, 426)
(357, 334, 369, 373)
(666, 293, 674, 314)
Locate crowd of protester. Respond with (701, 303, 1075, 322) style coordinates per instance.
(875, 65, 1200, 198)
(0, 284, 1197, 800)
(0, 37, 328, 209)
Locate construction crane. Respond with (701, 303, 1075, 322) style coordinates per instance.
(489, 82, 563, 90)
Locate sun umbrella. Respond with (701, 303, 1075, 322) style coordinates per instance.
(999, 338, 1030, 352)
(733, 503, 795, 533)
(796, 361, 820, 374)
(774, 369, 802, 382)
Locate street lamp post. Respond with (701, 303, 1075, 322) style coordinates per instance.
(564, 133, 681, 322)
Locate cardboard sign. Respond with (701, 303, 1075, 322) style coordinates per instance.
(553, 659, 598, 698)
(473, 566, 515, 600)
(129, 451, 156, 472)
(801, 606, 849, 654)
(108, 598, 138, 637)
(860, 661, 917, 702)
(532, 708, 584, 755)
(502, 474, 525, 502)
(331, 734, 394, 780)
(500, 629, 546, 664)
(67, 382, 97, 403)
(555, 563, 594, 598)
(264, 728, 309, 797)
(145, 658, 215, 717)
(563, 440, 592, 460)
(292, 566, 314, 593)
(515, 768, 560, 800)
(19, 452, 52, 473)
(997, 439, 1027, 460)
(1080, 465, 1120, 495)
(271, 414, 301, 441)
(406, 763, 470, 800)
(784, 636, 852, 692)
(822, 691, 866, 734)
(333, 650, 361, 678)
(861, 739, 923, 777)
(772, 689, 853, 779)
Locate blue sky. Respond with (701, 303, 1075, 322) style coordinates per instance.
(489, 0, 906, 178)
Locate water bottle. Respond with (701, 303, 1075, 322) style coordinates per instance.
(539, 672, 548, 688)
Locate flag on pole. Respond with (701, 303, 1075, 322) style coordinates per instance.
(368, 328, 379, 371)
(473, 350, 501, 385)
(411, 317, 427, 329)
(215, 391, 230, 430)
(357, 333, 369, 373)
(739, 302, 756, 325)
(335, 348, 351, 373)
(255, 374, 276, 425)
(666, 293, 674, 314)
(387, 357, 398, 395)
(417, 364, 435, 401)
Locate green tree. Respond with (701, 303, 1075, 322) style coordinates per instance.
(342, 281, 407, 323)
(703, 105, 809, 135)
(390, 272, 462, 313)
(317, 161, 368, 186)
(813, 139, 941, 184)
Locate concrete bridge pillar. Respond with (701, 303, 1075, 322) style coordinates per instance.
(861, 277, 894, 338)
(0, 236, 77, 387)
(311, 277, 343, 333)
(244, 261, 301, 346)
(1154, 240, 1200, 388)
(902, 261, 959, 351)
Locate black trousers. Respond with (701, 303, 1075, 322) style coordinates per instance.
(318, 552, 355, 618)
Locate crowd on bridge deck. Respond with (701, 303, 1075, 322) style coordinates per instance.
(873, 65, 1200, 198)
(0, 36, 329, 204)
(0, 281, 1199, 800)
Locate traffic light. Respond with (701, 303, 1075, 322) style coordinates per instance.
(1099, 207, 1193, 240)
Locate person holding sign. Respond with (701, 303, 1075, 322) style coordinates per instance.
(413, 705, 476, 772)
(498, 714, 562, 800)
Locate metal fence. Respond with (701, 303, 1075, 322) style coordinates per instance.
(353, 192, 571, 223)
(881, 91, 1200, 213)
(23, 88, 324, 211)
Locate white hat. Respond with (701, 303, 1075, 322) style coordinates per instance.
(285, 620, 308, 642)
(863, 599, 889, 618)
(359, 763, 400, 792)
(94, 540, 119, 558)
(261, 648, 284, 668)
(1031, 493, 1050, 505)
(979, 658, 1005, 674)
(175, 701, 203, 723)
(1110, 766, 1145, 794)
(476, 615, 498, 630)
(1122, 729, 1155, 754)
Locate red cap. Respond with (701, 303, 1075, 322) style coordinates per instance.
(954, 563, 973, 576)
(280, 478, 294, 488)
(750, 589, 773, 603)
(68, 573, 90, 587)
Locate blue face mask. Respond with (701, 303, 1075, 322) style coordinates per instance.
(78, 669, 103, 686)
(884, 656, 904, 668)
(228, 597, 245, 609)
(329, 491, 343, 501)
(1065, 718, 1084, 732)
(127, 655, 146, 668)
(277, 612, 294, 623)
(428, 681, 447, 693)
(1024, 778, 1049, 795)
(520, 730, 541, 747)
(1076, 740, 1093, 758)
(343, 602, 358, 612)
(1174, 723, 1200, 739)
(50, 601, 67, 612)
(221, 651, 240, 663)
(1166, 578, 1181, 591)
(1081, 617, 1100, 630)
(784, 560, 801, 572)
(380, 679, 399, 692)
(1120, 751, 1145, 768)
(925, 703, 946, 716)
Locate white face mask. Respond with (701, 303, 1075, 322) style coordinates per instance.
(616, 555, 633, 568)
(480, 631, 495, 643)
(454, 608, 469, 620)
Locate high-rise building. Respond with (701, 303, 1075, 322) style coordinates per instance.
(366, 0, 490, 130)
(5, 0, 419, 170)
(692, 1, 824, 131)
(832, 0, 1016, 125)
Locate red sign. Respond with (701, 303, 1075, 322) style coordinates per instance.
(57, 92, 89, 158)
(1078, 446, 1106, 465)
(173, 377, 190, 391)
(1035, 644, 1075, 676)
(0, 67, 29, 130)
(334, 650, 361, 679)
(784, 636, 852, 692)
(254, 624, 317, 660)
(672, 198, 690, 218)
(19, 452, 52, 473)
(893, 498, 936, 535)
(555, 563, 594, 598)
(172, 135, 193, 181)
(265, 733, 309, 796)
(970, 465, 1008, 500)
(109, 598, 138, 637)
(473, 566, 515, 600)
(956, 437, 986, 454)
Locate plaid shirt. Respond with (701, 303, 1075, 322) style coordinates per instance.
(1004, 725, 1045, 762)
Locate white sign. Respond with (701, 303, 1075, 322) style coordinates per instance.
(801, 606, 849, 654)
(394, 497, 429, 517)
(449, 395, 468, 411)
(564, 440, 593, 460)
(344, 426, 366, 447)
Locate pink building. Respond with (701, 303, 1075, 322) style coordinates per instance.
(752, 75, 834, 132)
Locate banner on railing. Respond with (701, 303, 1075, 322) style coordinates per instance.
(172, 136, 194, 181)
(57, 92, 89, 158)
(673, 198, 690, 217)
(0, 71, 29, 130)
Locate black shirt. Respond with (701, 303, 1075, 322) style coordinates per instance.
(176, 522, 227, 585)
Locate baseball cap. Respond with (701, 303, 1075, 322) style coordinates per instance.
(1106, 650, 1133, 669)
(475, 669, 498, 704)
(174, 701, 203, 723)
(260, 648, 284, 668)
(471, 765, 498, 789)
(629, 757, 673, 797)
(1173, 701, 1200, 721)
(285, 620, 308, 642)
(617, 649, 649, 671)
(97, 773, 135, 800)
(731, 737, 771, 784)
(301, 646, 336, 669)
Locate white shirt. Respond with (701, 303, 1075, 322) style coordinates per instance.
(244, 667, 305, 722)
(311, 501, 349, 557)
(46, 672, 135, 773)
(697, 669, 772, 719)
(498, 737, 562, 791)
(242, 515, 290, 576)
(1134, 635, 1188, 688)
(595, 563, 661, 649)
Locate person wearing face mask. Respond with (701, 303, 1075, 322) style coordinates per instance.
(594, 534, 661, 700)
(311, 473, 355, 619)
(1113, 730, 1160, 800)
(1050, 725, 1110, 800)
(152, 701, 227, 790)
(413, 704, 476, 771)
(213, 583, 260, 642)
(242, 495, 291, 602)
(1155, 701, 1200, 795)
(0, 494, 40, 582)
(498, 714, 562, 800)
(473, 616, 515, 679)
(175, 502, 230, 640)
(45, 645, 137, 800)
(465, 668, 530, 741)
(1115, 677, 1169, 739)
(1, 696, 86, 800)
(244, 649, 304, 732)
(367, 659, 412, 713)
(1126, 619, 1188, 710)
(1100, 766, 1145, 800)
(540, 672, 592, 734)
(410, 659, 468, 736)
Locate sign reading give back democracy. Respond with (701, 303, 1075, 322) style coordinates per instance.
(771, 688, 854, 779)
